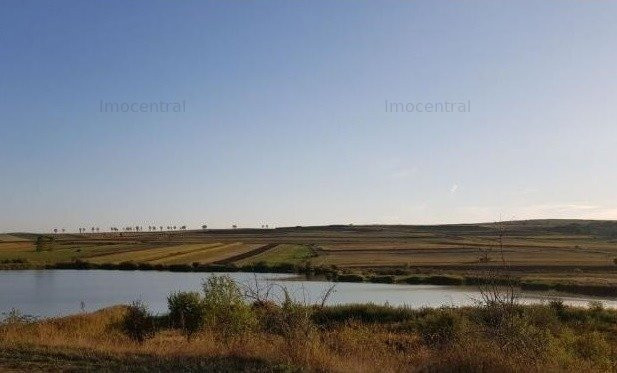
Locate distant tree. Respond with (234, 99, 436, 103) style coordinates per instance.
(61, 228, 65, 233)
(160, 226, 163, 231)
(201, 225, 207, 230)
(232, 224, 237, 229)
(35, 236, 45, 252)
(173, 226, 177, 230)
(36, 236, 54, 252)
(96, 227, 99, 233)
(53, 228, 58, 234)
(180, 225, 186, 230)
(91, 227, 95, 233)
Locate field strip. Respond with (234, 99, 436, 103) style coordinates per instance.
(213, 243, 278, 264)
(147, 242, 244, 264)
(89, 243, 223, 263)
(157, 243, 264, 265)
(0, 234, 30, 242)
(83, 243, 178, 259)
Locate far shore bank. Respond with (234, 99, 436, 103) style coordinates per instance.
(2, 259, 617, 299)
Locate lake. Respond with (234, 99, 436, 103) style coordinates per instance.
(1, 270, 616, 318)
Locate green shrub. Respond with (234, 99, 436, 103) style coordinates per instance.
(122, 301, 156, 343)
(368, 275, 395, 284)
(118, 261, 139, 270)
(573, 331, 611, 365)
(425, 275, 464, 285)
(256, 289, 317, 348)
(167, 291, 205, 339)
(202, 275, 257, 337)
(167, 264, 193, 272)
(336, 273, 365, 282)
(277, 293, 316, 340)
(98, 262, 115, 270)
(313, 303, 419, 325)
(417, 308, 468, 347)
(400, 275, 424, 284)
(521, 281, 552, 291)
(137, 262, 155, 270)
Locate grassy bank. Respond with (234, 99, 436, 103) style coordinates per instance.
(1, 275, 617, 372)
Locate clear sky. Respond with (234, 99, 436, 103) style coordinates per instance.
(1, 1, 616, 233)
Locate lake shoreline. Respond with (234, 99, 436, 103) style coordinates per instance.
(1, 259, 617, 299)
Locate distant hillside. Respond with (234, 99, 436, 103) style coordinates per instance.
(276, 219, 617, 239)
(5, 219, 617, 239)
(0, 234, 30, 242)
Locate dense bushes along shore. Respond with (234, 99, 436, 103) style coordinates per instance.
(0, 257, 615, 297)
(37, 259, 617, 298)
(2, 274, 617, 371)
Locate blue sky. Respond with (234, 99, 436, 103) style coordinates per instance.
(1, 1, 616, 232)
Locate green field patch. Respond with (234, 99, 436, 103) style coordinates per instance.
(236, 244, 313, 266)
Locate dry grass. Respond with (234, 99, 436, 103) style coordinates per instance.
(2, 301, 616, 372)
(0, 307, 411, 372)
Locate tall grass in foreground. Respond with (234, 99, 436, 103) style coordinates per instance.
(1, 275, 616, 372)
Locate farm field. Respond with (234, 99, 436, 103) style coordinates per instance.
(235, 244, 315, 266)
(3, 220, 617, 286)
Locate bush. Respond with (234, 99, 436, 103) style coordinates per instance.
(368, 275, 395, 284)
(167, 291, 205, 339)
(425, 275, 464, 285)
(573, 331, 611, 365)
(313, 303, 419, 325)
(336, 273, 365, 282)
(118, 261, 139, 270)
(167, 264, 192, 272)
(202, 275, 257, 337)
(277, 293, 316, 340)
(255, 289, 317, 350)
(417, 308, 468, 347)
(137, 262, 155, 270)
(122, 301, 156, 343)
(400, 275, 424, 284)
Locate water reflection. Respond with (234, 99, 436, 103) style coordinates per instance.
(0, 270, 615, 318)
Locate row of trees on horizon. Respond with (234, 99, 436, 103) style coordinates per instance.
(49, 224, 272, 234)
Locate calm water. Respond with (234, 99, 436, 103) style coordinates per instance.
(1, 270, 616, 318)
